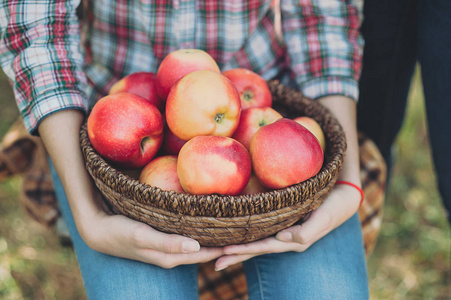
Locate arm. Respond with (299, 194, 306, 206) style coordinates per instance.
(285, 94, 362, 244)
(215, 95, 362, 271)
(214, 0, 363, 270)
(38, 110, 223, 267)
(0, 0, 222, 267)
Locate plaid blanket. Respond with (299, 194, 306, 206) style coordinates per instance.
(0, 119, 386, 300)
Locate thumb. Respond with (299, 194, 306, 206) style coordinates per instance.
(276, 208, 332, 245)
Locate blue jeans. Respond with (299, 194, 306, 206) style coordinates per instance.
(50, 162, 369, 299)
(357, 0, 451, 222)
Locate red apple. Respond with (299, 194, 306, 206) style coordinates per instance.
(160, 122, 187, 155)
(156, 49, 220, 100)
(109, 72, 164, 111)
(166, 70, 241, 141)
(87, 92, 163, 168)
(250, 118, 323, 189)
(240, 173, 268, 195)
(139, 155, 184, 193)
(177, 136, 252, 195)
(293, 116, 326, 153)
(232, 106, 283, 150)
(222, 68, 272, 109)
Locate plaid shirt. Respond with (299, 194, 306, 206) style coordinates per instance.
(0, 0, 363, 134)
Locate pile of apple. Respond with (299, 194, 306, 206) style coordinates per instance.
(87, 49, 326, 196)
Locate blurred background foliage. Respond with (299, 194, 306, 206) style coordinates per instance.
(0, 66, 449, 299)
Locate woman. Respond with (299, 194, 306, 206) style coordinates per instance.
(0, 1, 368, 298)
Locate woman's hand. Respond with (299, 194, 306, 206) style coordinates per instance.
(214, 183, 361, 270)
(215, 95, 363, 271)
(39, 109, 223, 268)
(82, 206, 224, 268)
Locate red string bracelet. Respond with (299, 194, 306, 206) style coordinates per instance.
(335, 181, 364, 207)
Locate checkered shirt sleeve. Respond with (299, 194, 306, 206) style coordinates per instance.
(0, 0, 88, 135)
(281, 0, 363, 101)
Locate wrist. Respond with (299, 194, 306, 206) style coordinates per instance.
(335, 180, 364, 207)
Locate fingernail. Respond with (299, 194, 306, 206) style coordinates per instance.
(277, 231, 293, 242)
(182, 240, 200, 253)
(215, 265, 227, 271)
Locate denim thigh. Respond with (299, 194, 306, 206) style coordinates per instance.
(242, 213, 369, 300)
(418, 0, 451, 222)
(49, 161, 199, 300)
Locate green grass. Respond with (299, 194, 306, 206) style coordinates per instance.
(0, 179, 85, 300)
(0, 67, 449, 299)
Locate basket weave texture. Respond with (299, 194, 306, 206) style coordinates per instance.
(79, 80, 346, 246)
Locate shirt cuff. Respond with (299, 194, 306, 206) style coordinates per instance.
(24, 89, 88, 135)
(300, 76, 359, 102)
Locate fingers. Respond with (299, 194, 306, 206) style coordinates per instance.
(223, 237, 278, 254)
(223, 237, 304, 256)
(275, 187, 358, 246)
(130, 222, 200, 254)
(216, 237, 306, 271)
(104, 215, 200, 254)
(124, 217, 225, 267)
(215, 254, 255, 271)
(143, 247, 225, 269)
(276, 208, 332, 245)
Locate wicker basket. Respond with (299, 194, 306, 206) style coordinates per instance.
(79, 80, 346, 247)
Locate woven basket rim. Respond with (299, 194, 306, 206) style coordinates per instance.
(80, 80, 346, 218)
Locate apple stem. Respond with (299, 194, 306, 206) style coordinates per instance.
(242, 90, 254, 102)
(214, 113, 225, 123)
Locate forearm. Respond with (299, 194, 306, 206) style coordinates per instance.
(38, 109, 105, 232)
(318, 95, 361, 214)
(318, 95, 360, 183)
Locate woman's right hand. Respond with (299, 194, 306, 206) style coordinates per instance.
(39, 109, 223, 267)
(80, 206, 224, 268)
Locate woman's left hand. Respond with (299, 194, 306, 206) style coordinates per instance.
(214, 181, 361, 271)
